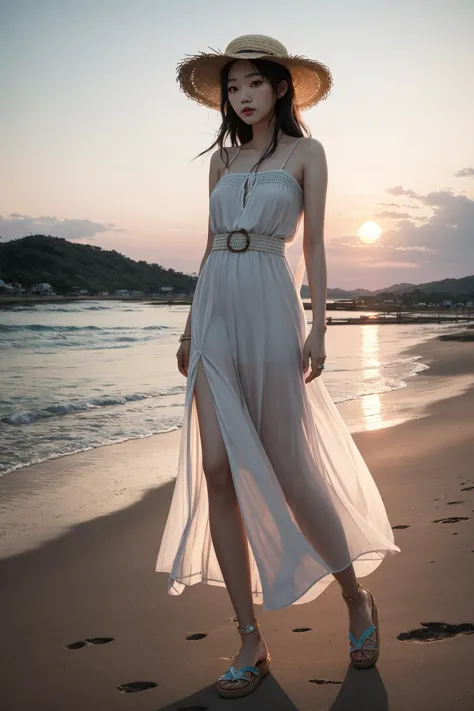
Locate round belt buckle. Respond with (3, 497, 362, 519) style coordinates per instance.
(226, 229, 250, 253)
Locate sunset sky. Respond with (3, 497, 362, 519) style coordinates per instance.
(1, 0, 473, 290)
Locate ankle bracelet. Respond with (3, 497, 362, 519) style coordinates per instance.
(237, 619, 260, 635)
(342, 583, 363, 604)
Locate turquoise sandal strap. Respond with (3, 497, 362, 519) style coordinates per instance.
(349, 623, 376, 650)
(219, 664, 260, 681)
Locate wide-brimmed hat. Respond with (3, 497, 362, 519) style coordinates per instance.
(177, 34, 332, 111)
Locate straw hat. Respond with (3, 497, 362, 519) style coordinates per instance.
(177, 34, 332, 111)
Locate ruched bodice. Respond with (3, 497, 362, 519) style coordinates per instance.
(210, 169, 304, 242)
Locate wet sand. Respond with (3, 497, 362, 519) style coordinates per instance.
(1, 336, 473, 710)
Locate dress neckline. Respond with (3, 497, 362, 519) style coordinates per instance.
(218, 169, 303, 195)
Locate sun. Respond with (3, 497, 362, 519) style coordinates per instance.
(358, 221, 382, 244)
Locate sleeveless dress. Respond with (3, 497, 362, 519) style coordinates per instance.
(155, 140, 400, 611)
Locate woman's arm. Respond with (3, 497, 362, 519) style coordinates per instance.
(302, 137, 328, 333)
(301, 138, 328, 382)
(181, 149, 223, 338)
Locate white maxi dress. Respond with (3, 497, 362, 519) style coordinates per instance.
(156, 142, 400, 611)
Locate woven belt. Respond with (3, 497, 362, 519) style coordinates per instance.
(212, 230, 286, 256)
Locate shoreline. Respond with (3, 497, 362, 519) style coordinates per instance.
(1, 335, 473, 709)
(1, 293, 472, 318)
(1, 325, 470, 482)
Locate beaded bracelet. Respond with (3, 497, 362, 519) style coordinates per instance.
(179, 334, 191, 343)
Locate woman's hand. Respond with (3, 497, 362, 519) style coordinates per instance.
(303, 327, 327, 383)
(176, 340, 191, 377)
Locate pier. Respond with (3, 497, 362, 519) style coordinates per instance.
(323, 314, 473, 326)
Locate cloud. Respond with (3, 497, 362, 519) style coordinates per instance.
(0, 214, 125, 242)
(385, 185, 423, 200)
(375, 210, 412, 219)
(394, 245, 431, 252)
(329, 182, 474, 281)
(454, 167, 474, 178)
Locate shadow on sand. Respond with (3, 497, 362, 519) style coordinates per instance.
(158, 663, 388, 710)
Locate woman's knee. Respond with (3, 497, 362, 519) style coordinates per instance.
(202, 453, 234, 496)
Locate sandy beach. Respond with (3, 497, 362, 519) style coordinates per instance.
(1, 335, 474, 710)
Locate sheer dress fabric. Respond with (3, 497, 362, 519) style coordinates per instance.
(156, 143, 400, 611)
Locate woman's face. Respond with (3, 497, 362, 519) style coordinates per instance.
(226, 59, 286, 125)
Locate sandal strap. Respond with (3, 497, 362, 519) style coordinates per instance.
(349, 623, 376, 650)
(351, 646, 377, 661)
(219, 664, 260, 681)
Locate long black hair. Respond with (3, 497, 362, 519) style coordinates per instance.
(197, 58, 310, 173)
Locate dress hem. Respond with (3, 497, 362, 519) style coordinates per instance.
(158, 543, 401, 611)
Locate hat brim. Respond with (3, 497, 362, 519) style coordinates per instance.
(177, 51, 333, 111)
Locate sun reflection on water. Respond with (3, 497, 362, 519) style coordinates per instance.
(360, 326, 384, 431)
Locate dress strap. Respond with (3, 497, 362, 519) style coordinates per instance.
(281, 138, 302, 169)
(223, 146, 241, 174)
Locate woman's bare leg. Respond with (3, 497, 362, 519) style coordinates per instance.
(194, 361, 268, 690)
(281, 483, 377, 663)
(333, 565, 376, 663)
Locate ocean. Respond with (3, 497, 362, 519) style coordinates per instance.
(0, 299, 454, 477)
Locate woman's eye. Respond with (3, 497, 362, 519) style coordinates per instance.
(228, 86, 237, 93)
(251, 80, 263, 87)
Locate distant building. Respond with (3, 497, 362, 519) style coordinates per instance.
(0, 280, 26, 296)
(31, 283, 55, 296)
(160, 286, 174, 293)
(441, 300, 453, 308)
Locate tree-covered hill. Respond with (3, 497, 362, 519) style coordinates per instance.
(305, 275, 474, 301)
(381, 275, 474, 297)
(0, 235, 197, 295)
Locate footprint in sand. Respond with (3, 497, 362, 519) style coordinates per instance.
(292, 627, 312, 633)
(461, 486, 474, 492)
(447, 501, 465, 505)
(65, 637, 114, 650)
(433, 517, 469, 524)
(186, 633, 207, 641)
(309, 679, 343, 685)
(117, 681, 158, 693)
(398, 622, 474, 643)
(392, 525, 411, 529)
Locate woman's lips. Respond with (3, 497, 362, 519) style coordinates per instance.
(241, 108, 255, 116)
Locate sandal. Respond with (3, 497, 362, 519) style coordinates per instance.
(342, 584, 380, 670)
(216, 618, 271, 699)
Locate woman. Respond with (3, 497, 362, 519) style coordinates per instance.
(156, 34, 400, 699)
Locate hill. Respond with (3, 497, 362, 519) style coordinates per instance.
(300, 276, 474, 301)
(378, 275, 474, 297)
(0, 235, 196, 295)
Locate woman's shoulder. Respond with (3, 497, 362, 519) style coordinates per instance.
(296, 136, 325, 153)
(210, 146, 239, 173)
(296, 137, 327, 170)
(210, 145, 240, 178)
(210, 145, 239, 165)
